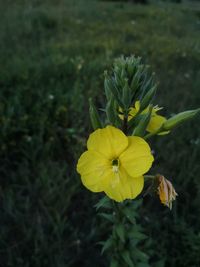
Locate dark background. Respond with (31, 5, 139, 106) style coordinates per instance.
(0, 0, 200, 266)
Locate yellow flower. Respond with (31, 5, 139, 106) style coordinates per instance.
(120, 101, 169, 135)
(77, 126, 154, 202)
(157, 175, 178, 210)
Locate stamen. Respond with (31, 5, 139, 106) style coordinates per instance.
(112, 165, 119, 173)
(112, 159, 119, 173)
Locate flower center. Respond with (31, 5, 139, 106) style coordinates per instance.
(112, 159, 119, 173)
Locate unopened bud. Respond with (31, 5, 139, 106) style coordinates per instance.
(132, 105, 153, 137)
(89, 98, 102, 130)
(139, 85, 157, 112)
(162, 108, 200, 131)
(122, 79, 131, 108)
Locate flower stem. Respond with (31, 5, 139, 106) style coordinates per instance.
(143, 126, 163, 140)
(123, 116, 128, 135)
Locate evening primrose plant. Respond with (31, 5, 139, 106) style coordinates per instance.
(76, 56, 199, 267)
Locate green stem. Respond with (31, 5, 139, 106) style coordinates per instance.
(143, 127, 162, 140)
(112, 201, 123, 223)
(123, 115, 128, 135)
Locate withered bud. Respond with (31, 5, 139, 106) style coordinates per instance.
(156, 174, 178, 210)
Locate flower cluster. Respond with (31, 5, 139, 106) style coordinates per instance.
(76, 56, 199, 208)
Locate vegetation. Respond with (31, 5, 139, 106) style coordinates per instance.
(0, 0, 199, 266)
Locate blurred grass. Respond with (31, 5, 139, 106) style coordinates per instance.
(0, 0, 200, 266)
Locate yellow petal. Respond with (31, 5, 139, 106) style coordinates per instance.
(135, 101, 140, 112)
(147, 114, 169, 135)
(119, 107, 137, 121)
(128, 101, 140, 121)
(77, 150, 111, 192)
(104, 167, 144, 202)
(119, 136, 154, 177)
(128, 106, 138, 119)
(87, 126, 128, 159)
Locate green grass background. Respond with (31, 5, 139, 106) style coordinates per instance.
(0, 0, 200, 266)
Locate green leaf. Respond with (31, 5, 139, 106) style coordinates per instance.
(153, 260, 165, 267)
(122, 251, 135, 267)
(100, 237, 113, 254)
(137, 263, 150, 267)
(94, 196, 112, 210)
(129, 230, 147, 240)
(110, 259, 119, 267)
(98, 212, 114, 222)
(132, 249, 149, 262)
(122, 207, 137, 223)
(128, 113, 145, 130)
(115, 224, 125, 243)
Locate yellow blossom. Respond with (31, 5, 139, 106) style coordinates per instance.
(120, 101, 169, 135)
(77, 126, 154, 202)
(157, 175, 178, 210)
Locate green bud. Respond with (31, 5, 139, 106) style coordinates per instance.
(120, 66, 126, 81)
(107, 78, 118, 98)
(132, 105, 153, 137)
(106, 98, 122, 127)
(104, 71, 112, 100)
(140, 76, 153, 99)
(122, 79, 131, 108)
(89, 98, 103, 130)
(104, 74, 124, 108)
(130, 65, 146, 99)
(104, 71, 117, 101)
(127, 62, 135, 77)
(139, 85, 157, 111)
(106, 97, 116, 125)
(114, 69, 122, 87)
(130, 69, 141, 92)
(162, 108, 200, 131)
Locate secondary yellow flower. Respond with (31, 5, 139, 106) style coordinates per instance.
(157, 175, 178, 210)
(120, 101, 169, 135)
(77, 126, 154, 202)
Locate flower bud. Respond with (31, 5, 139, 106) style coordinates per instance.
(162, 108, 200, 131)
(156, 174, 178, 210)
(132, 105, 153, 137)
(139, 85, 157, 112)
(106, 97, 121, 126)
(122, 79, 131, 108)
(130, 69, 141, 94)
(89, 98, 102, 130)
(104, 72, 124, 108)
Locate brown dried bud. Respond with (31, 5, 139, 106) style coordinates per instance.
(156, 174, 178, 210)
